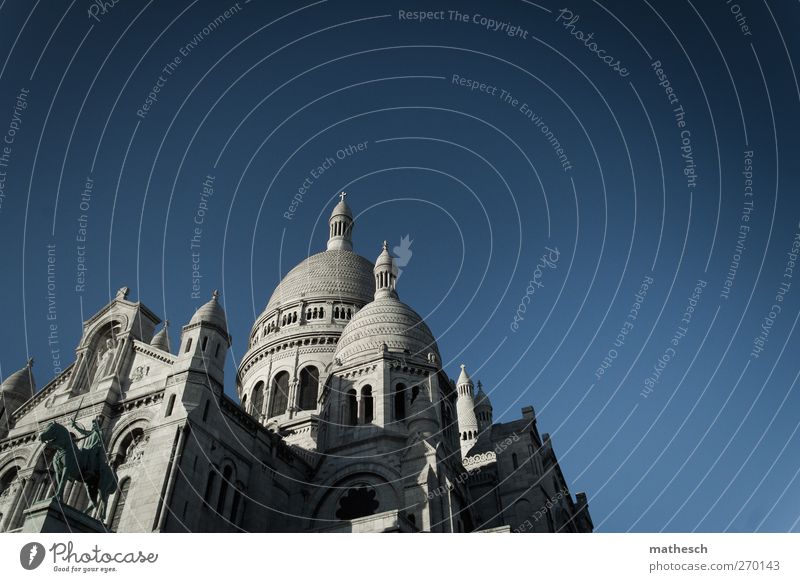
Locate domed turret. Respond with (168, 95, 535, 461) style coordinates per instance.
(151, 321, 171, 353)
(327, 191, 354, 251)
(373, 241, 398, 300)
(1, 358, 35, 402)
(177, 291, 231, 388)
(474, 380, 493, 431)
(189, 290, 227, 333)
(1, 359, 35, 437)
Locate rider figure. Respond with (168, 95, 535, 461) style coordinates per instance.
(71, 417, 104, 476)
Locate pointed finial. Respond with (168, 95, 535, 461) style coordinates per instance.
(26, 357, 34, 369)
(339, 191, 347, 202)
(163, 320, 169, 327)
(382, 240, 389, 251)
(212, 290, 220, 300)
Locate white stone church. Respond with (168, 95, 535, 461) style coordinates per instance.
(0, 196, 592, 533)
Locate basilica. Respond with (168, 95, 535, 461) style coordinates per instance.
(0, 196, 593, 533)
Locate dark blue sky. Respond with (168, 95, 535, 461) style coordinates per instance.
(1, 0, 799, 532)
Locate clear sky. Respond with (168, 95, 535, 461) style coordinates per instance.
(1, 0, 799, 532)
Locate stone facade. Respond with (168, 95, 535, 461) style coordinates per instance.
(0, 197, 592, 533)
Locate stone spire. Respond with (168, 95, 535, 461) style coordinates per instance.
(474, 380, 493, 431)
(373, 241, 398, 300)
(327, 192, 354, 251)
(455, 364, 479, 458)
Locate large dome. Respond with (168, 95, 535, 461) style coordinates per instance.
(334, 296, 439, 364)
(265, 249, 374, 312)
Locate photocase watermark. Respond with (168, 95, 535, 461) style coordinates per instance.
(392, 235, 413, 279)
(87, 0, 123, 23)
(283, 141, 369, 220)
(75, 175, 94, 294)
(510, 246, 560, 332)
(651, 60, 697, 191)
(136, 2, 243, 119)
(46, 243, 63, 376)
(594, 274, 654, 381)
(190, 175, 215, 300)
(750, 222, 800, 359)
(451, 75, 572, 172)
(513, 487, 570, 532)
(555, 9, 629, 77)
(26, 541, 159, 573)
(641, 279, 707, 398)
(720, 150, 754, 300)
(20, 541, 45, 570)
(0, 87, 29, 214)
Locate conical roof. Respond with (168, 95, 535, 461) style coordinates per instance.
(330, 194, 353, 219)
(457, 364, 473, 386)
(475, 381, 492, 410)
(189, 290, 227, 331)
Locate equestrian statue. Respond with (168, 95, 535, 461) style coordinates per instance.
(39, 417, 117, 522)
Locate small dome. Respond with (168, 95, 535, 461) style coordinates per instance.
(457, 364, 473, 387)
(151, 321, 171, 353)
(190, 290, 227, 331)
(330, 196, 353, 219)
(375, 241, 393, 269)
(1, 359, 35, 401)
(334, 297, 439, 364)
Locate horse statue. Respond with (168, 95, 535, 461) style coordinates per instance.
(39, 420, 117, 522)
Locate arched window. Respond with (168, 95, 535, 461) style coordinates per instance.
(299, 366, 319, 411)
(250, 381, 265, 417)
(269, 372, 290, 417)
(215, 343, 221, 357)
(202, 336, 208, 352)
(165, 394, 176, 417)
(185, 337, 192, 353)
(512, 453, 519, 470)
(204, 470, 216, 505)
(336, 486, 379, 520)
(231, 483, 243, 524)
(346, 389, 358, 425)
(217, 465, 233, 513)
(109, 477, 131, 531)
(0, 466, 19, 498)
(394, 383, 407, 421)
(319, 307, 324, 318)
(202, 399, 210, 422)
(347, 308, 352, 319)
(362, 385, 374, 423)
